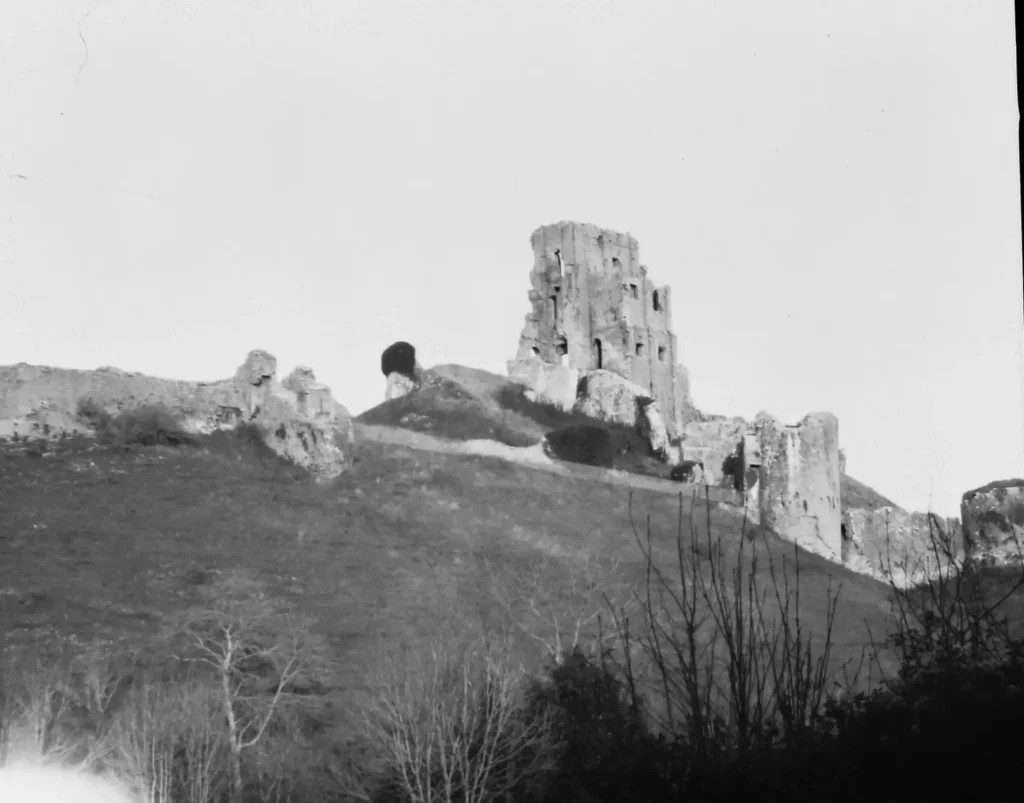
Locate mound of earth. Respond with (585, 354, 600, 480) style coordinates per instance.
(362, 364, 673, 480)
(358, 368, 538, 447)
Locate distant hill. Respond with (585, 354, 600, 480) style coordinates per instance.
(841, 473, 900, 511)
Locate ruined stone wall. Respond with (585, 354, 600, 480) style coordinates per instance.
(843, 506, 962, 581)
(0, 352, 355, 481)
(961, 479, 1024, 567)
(751, 412, 842, 561)
(679, 417, 748, 485)
(508, 221, 690, 435)
(0, 363, 239, 439)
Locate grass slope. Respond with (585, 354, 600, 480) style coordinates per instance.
(4, 407, 1024, 801)
(1, 427, 902, 723)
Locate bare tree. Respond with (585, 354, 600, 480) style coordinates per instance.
(359, 634, 561, 803)
(100, 675, 226, 803)
(163, 570, 327, 803)
(599, 488, 854, 760)
(488, 551, 640, 671)
(0, 646, 86, 766)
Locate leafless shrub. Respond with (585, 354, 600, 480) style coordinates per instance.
(490, 551, 640, 670)
(162, 570, 328, 803)
(872, 512, 1024, 679)
(599, 488, 855, 762)
(99, 675, 226, 803)
(0, 649, 91, 768)
(358, 634, 561, 803)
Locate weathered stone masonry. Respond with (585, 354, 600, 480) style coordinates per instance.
(507, 222, 692, 436)
(746, 412, 843, 562)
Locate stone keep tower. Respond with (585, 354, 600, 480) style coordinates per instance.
(508, 221, 692, 436)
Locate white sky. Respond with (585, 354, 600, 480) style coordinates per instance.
(1, 0, 1021, 518)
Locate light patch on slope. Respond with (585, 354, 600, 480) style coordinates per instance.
(0, 762, 139, 803)
(457, 439, 554, 466)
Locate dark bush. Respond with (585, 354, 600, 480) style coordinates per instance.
(75, 399, 196, 449)
(534, 503, 1024, 802)
(545, 424, 617, 468)
(381, 341, 416, 379)
(669, 459, 703, 483)
(721, 451, 742, 490)
(525, 647, 685, 803)
(497, 385, 655, 466)
(494, 383, 594, 431)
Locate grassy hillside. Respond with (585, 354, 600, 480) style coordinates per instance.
(1, 421, 898, 701)
(3, 407, 1023, 800)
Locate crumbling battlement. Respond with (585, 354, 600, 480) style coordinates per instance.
(507, 222, 694, 436)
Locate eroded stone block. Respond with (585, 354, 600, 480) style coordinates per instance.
(961, 479, 1024, 567)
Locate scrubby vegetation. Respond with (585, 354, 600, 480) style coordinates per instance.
(495, 384, 668, 478)
(3, 425, 1023, 802)
(75, 399, 198, 450)
(358, 378, 538, 448)
(543, 424, 618, 468)
(493, 384, 599, 432)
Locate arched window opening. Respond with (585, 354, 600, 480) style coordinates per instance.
(594, 339, 603, 370)
(556, 337, 569, 366)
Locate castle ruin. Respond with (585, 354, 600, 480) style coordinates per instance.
(507, 220, 846, 565)
(507, 221, 693, 436)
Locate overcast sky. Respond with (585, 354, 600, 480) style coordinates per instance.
(1, 0, 1021, 517)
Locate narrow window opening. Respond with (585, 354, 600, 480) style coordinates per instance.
(657, 345, 666, 362)
(594, 338, 603, 370)
(630, 283, 639, 299)
(635, 342, 644, 357)
(556, 337, 568, 366)
(550, 295, 558, 323)
(653, 290, 661, 311)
